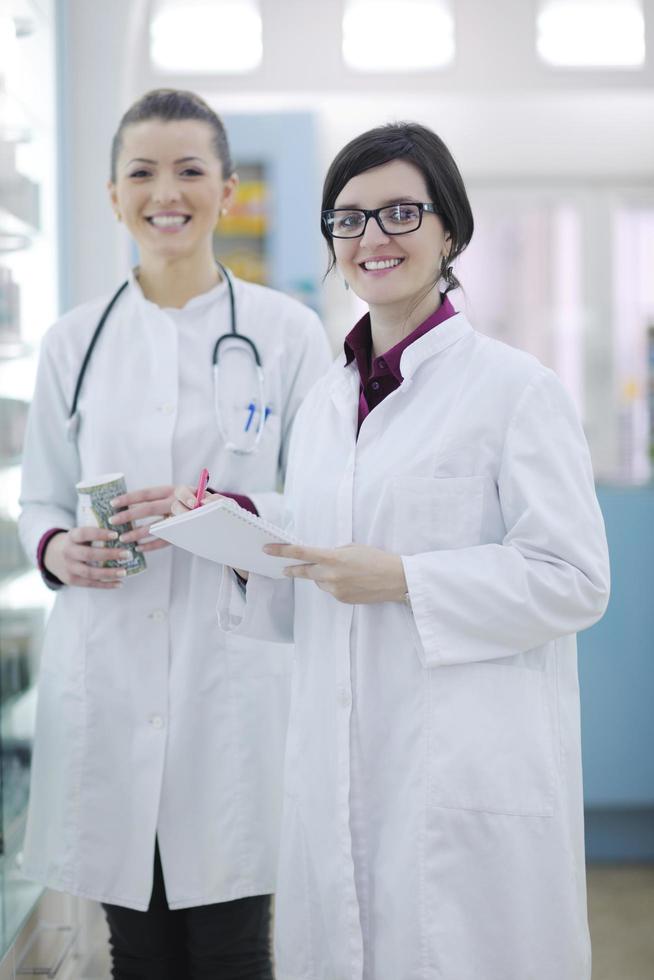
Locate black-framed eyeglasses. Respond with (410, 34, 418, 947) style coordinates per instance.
(321, 202, 441, 239)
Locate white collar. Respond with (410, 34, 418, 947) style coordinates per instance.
(398, 311, 473, 381)
(127, 266, 230, 315)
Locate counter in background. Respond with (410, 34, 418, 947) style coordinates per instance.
(579, 485, 654, 861)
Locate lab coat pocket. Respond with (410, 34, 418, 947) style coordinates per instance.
(390, 475, 485, 555)
(218, 406, 281, 485)
(428, 661, 555, 816)
(225, 631, 294, 677)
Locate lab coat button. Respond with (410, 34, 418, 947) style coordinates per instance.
(149, 609, 167, 622)
(338, 686, 352, 708)
(158, 403, 175, 415)
(149, 714, 165, 729)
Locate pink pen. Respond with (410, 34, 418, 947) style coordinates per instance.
(194, 468, 210, 508)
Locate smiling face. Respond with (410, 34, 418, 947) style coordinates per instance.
(108, 118, 237, 264)
(332, 159, 450, 317)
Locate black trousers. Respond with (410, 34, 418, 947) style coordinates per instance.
(102, 845, 274, 979)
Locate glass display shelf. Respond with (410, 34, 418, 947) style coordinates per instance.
(0, 175, 40, 232)
(0, 569, 51, 954)
(0, 217, 32, 254)
(0, 350, 37, 395)
(0, 339, 31, 361)
(0, 0, 57, 961)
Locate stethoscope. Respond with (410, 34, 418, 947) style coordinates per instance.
(67, 262, 267, 455)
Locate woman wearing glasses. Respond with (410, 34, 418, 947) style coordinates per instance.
(205, 122, 610, 979)
(18, 89, 330, 979)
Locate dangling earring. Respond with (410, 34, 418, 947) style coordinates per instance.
(115, 212, 122, 222)
(344, 279, 350, 291)
(440, 255, 455, 288)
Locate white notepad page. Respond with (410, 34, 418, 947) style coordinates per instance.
(150, 498, 304, 578)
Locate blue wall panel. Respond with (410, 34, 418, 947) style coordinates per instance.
(578, 486, 654, 810)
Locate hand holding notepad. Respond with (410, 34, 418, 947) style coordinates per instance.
(150, 498, 304, 578)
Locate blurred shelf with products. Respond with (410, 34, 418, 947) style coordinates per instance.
(218, 112, 322, 312)
(0, 0, 58, 960)
(213, 162, 269, 285)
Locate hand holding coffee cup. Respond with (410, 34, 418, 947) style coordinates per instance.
(108, 484, 176, 553)
(43, 526, 133, 589)
(76, 473, 147, 576)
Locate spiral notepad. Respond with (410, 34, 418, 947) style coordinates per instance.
(150, 498, 304, 578)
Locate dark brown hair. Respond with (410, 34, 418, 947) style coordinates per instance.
(110, 89, 233, 182)
(321, 122, 473, 292)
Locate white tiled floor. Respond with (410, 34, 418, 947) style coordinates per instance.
(78, 945, 112, 980)
(587, 865, 654, 980)
(75, 914, 111, 980)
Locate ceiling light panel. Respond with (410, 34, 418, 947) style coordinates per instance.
(151, 0, 262, 74)
(537, 0, 645, 68)
(342, 0, 455, 72)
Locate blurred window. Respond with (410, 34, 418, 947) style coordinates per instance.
(342, 0, 455, 71)
(150, 0, 262, 73)
(536, 0, 645, 68)
(457, 183, 654, 484)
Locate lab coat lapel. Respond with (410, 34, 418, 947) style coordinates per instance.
(399, 310, 473, 382)
(327, 357, 361, 436)
(327, 313, 473, 429)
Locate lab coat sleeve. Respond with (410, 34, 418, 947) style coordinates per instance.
(217, 566, 295, 644)
(403, 369, 610, 668)
(18, 329, 80, 562)
(249, 309, 332, 524)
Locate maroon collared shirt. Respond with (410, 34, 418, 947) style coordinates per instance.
(344, 295, 456, 432)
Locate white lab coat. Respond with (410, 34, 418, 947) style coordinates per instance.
(218, 312, 610, 980)
(18, 271, 331, 910)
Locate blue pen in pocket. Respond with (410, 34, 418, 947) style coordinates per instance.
(244, 403, 272, 432)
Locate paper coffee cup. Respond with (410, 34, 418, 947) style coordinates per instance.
(76, 472, 146, 576)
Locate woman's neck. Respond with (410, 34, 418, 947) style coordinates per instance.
(369, 284, 442, 359)
(136, 251, 221, 309)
